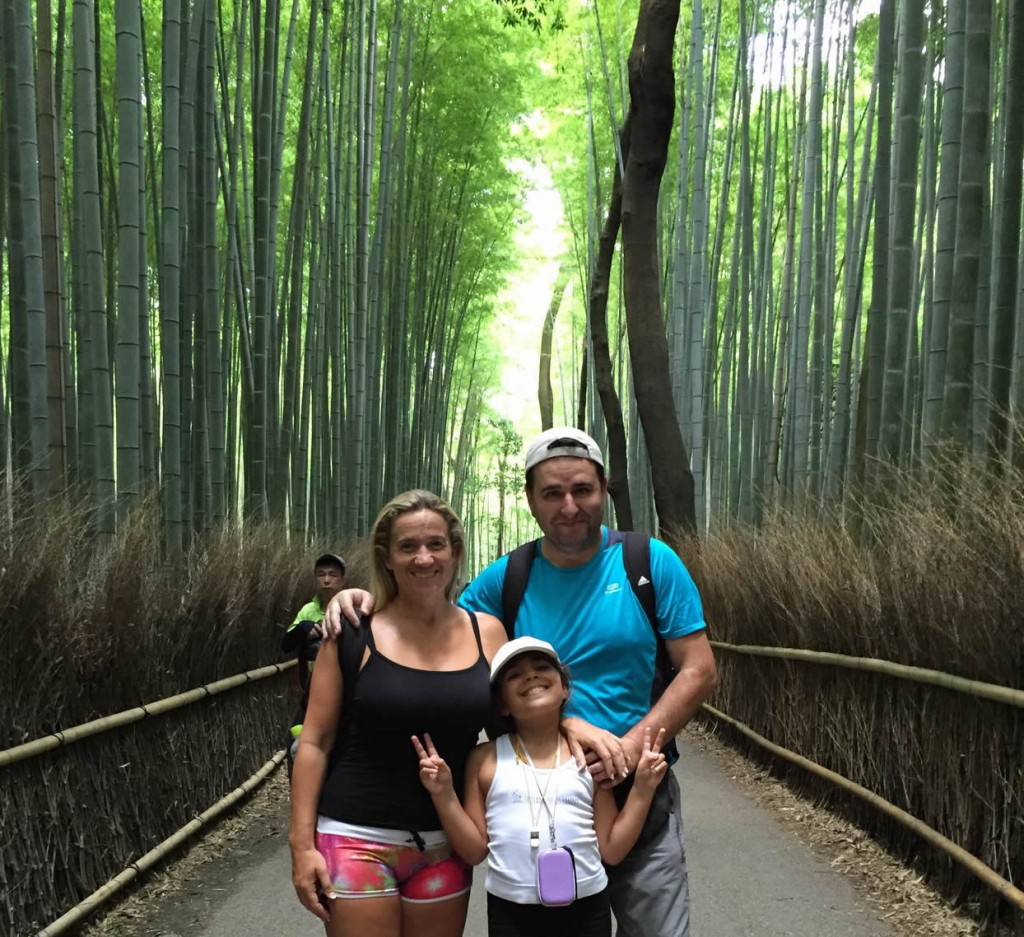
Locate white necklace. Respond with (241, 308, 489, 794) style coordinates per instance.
(515, 734, 561, 848)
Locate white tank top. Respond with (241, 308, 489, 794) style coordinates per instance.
(484, 734, 609, 903)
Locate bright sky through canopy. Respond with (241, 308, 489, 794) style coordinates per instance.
(751, 0, 882, 91)
(492, 158, 567, 438)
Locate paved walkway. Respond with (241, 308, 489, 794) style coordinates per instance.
(140, 738, 895, 937)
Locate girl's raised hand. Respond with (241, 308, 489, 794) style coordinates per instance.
(412, 733, 454, 796)
(632, 726, 668, 793)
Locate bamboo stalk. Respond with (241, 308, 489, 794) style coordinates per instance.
(710, 641, 1024, 707)
(0, 661, 296, 769)
(35, 750, 287, 936)
(701, 703, 1024, 911)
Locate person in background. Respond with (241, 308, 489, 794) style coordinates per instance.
(281, 553, 348, 759)
(414, 636, 668, 937)
(326, 428, 718, 937)
(289, 490, 507, 937)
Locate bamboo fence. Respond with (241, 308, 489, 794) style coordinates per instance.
(710, 641, 1024, 707)
(1, 662, 297, 937)
(702, 703, 1024, 912)
(705, 641, 1023, 928)
(0, 660, 297, 768)
(36, 751, 287, 937)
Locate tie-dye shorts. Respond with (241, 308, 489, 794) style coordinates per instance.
(314, 831, 472, 903)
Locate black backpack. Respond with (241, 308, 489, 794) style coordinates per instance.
(499, 529, 678, 717)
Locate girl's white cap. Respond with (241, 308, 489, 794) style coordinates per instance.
(490, 636, 563, 683)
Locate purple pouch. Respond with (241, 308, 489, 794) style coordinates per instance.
(536, 846, 577, 906)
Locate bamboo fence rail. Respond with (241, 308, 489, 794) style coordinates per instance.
(702, 703, 1024, 912)
(35, 751, 288, 936)
(0, 660, 297, 769)
(710, 641, 1024, 707)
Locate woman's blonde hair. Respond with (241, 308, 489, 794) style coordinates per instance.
(369, 490, 465, 610)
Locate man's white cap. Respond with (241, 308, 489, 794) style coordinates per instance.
(524, 427, 604, 472)
(489, 636, 565, 683)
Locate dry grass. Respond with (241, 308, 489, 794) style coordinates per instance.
(0, 493, 360, 936)
(0, 492, 362, 743)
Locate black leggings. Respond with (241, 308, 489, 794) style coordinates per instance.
(487, 890, 611, 937)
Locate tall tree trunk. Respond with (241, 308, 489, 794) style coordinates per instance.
(880, 0, 926, 463)
(941, 0, 992, 444)
(160, 0, 182, 550)
(923, 0, 965, 455)
(790, 0, 824, 494)
(115, 0, 143, 511)
(538, 261, 570, 431)
(200, 0, 224, 524)
(279, 0, 320, 526)
(249, 0, 280, 519)
(621, 0, 695, 537)
(735, 0, 757, 517)
(988, 0, 1023, 462)
(685, 0, 708, 529)
(826, 8, 875, 500)
(71, 0, 114, 533)
(2, 0, 51, 500)
(859, 0, 894, 480)
(588, 117, 633, 530)
(36, 0, 69, 490)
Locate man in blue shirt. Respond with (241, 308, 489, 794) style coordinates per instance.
(327, 428, 717, 936)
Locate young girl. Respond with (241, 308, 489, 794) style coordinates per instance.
(412, 636, 667, 937)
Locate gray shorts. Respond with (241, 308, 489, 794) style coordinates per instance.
(606, 771, 689, 937)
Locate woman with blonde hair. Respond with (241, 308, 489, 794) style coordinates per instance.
(290, 490, 507, 937)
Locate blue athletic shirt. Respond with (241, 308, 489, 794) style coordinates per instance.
(458, 526, 707, 737)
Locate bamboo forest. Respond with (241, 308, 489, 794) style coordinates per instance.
(3, 1, 1024, 935)
(1, 0, 1018, 555)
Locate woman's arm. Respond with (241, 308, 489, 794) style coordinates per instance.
(592, 727, 667, 865)
(476, 611, 508, 663)
(413, 735, 492, 865)
(289, 636, 343, 921)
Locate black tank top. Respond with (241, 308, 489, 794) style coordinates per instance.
(318, 611, 492, 831)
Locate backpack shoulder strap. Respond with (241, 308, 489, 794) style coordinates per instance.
(338, 614, 371, 715)
(610, 530, 657, 630)
(501, 531, 657, 638)
(500, 540, 540, 640)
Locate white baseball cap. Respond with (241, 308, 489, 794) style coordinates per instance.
(489, 636, 566, 683)
(524, 427, 604, 472)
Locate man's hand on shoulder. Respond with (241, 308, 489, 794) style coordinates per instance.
(561, 716, 630, 785)
(323, 589, 375, 637)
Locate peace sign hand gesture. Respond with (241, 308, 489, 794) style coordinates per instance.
(412, 733, 455, 798)
(632, 726, 668, 794)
